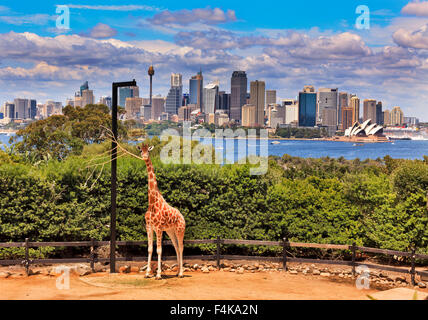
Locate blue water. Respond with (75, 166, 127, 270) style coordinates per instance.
(2, 133, 428, 161)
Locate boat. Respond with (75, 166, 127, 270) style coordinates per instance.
(353, 143, 364, 147)
(271, 141, 280, 145)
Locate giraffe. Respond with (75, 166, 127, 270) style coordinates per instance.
(137, 143, 186, 279)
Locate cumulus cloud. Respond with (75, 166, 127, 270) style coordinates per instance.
(81, 23, 118, 39)
(148, 7, 237, 26)
(393, 24, 428, 49)
(401, 1, 428, 17)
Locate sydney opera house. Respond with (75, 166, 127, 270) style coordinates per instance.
(331, 119, 388, 143)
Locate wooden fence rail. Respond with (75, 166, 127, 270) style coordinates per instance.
(0, 238, 427, 285)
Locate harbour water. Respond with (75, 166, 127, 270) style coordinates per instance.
(1, 133, 428, 161)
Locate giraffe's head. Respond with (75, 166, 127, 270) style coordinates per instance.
(137, 143, 154, 160)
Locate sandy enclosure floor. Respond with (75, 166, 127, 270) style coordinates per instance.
(1, 270, 381, 300)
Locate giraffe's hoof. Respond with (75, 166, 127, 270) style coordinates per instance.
(155, 275, 162, 280)
(144, 274, 153, 279)
(177, 274, 184, 278)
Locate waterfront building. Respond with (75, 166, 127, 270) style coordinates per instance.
(376, 102, 383, 125)
(341, 107, 353, 131)
(338, 92, 348, 126)
(218, 91, 230, 112)
(166, 74, 183, 115)
(249, 80, 266, 126)
(266, 90, 277, 108)
(318, 88, 338, 134)
(230, 71, 247, 123)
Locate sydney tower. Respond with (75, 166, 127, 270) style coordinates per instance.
(148, 65, 155, 107)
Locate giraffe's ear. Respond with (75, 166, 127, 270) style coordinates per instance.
(148, 146, 154, 152)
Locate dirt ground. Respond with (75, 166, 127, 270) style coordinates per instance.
(1, 260, 426, 300)
(0, 269, 382, 300)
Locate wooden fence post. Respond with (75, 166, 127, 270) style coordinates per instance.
(282, 238, 288, 271)
(351, 242, 356, 276)
(24, 238, 30, 276)
(410, 248, 416, 286)
(216, 236, 221, 269)
(90, 238, 96, 272)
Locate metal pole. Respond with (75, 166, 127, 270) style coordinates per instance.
(110, 80, 136, 273)
(216, 236, 221, 269)
(282, 238, 288, 271)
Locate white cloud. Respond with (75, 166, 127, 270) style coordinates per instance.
(402, 1, 428, 17)
(81, 23, 118, 39)
(393, 24, 428, 48)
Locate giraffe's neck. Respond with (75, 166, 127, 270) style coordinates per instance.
(145, 157, 159, 206)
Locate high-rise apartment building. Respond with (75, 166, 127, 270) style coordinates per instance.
(171, 73, 182, 87)
(125, 97, 143, 119)
(390, 106, 404, 126)
(298, 86, 317, 127)
(230, 71, 248, 123)
(376, 102, 383, 125)
(203, 81, 219, 115)
(81, 89, 94, 107)
(383, 109, 391, 126)
(283, 100, 298, 125)
(341, 107, 353, 130)
(119, 86, 139, 107)
(189, 71, 203, 111)
(152, 96, 166, 120)
(249, 80, 265, 126)
(363, 99, 377, 122)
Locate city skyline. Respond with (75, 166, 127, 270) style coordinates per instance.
(0, 1, 427, 120)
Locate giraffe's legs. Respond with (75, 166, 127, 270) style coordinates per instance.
(176, 230, 185, 278)
(155, 230, 163, 280)
(145, 225, 153, 278)
(166, 230, 180, 276)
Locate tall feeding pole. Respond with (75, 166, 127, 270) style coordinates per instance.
(110, 79, 137, 273)
(148, 65, 154, 107)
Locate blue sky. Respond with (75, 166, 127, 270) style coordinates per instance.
(0, 0, 428, 120)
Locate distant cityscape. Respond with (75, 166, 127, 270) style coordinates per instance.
(0, 66, 421, 138)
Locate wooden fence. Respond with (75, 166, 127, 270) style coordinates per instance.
(0, 238, 427, 285)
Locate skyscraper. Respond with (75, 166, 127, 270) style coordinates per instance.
(250, 80, 266, 126)
(82, 89, 94, 107)
(241, 104, 256, 127)
(266, 90, 277, 107)
(390, 106, 404, 126)
(119, 86, 139, 107)
(230, 71, 248, 123)
(80, 81, 89, 96)
(166, 73, 183, 115)
(14, 98, 28, 119)
(218, 91, 230, 112)
(298, 86, 317, 127)
(318, 88, 338, 129)
(376, 101, 383, 125)
(341, 107, 353, 130)
(189, 70, 203, 111)
(125, 97, 143, 119)
(152, 96, 166, 120)
(203, 81, 219, 115)
(363, 99, 377, 122)
(338, 92, 348, 126)
(383, 109, 391, 126)
(350, 96, 360, 124)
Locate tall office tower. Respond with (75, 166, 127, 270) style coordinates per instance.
(338, 92, 348, 126)
(283, 100, 298, 124)
(218, 91, 230, 112)
(182, 93, 190, 107)
(390, 106, 404, 126)
(99, 96, 112, 109)
(350, 96, 360, 124)
(266, 90, 277, 107)
(383, 110, 391, 126)
(4, 102, 15, 119)
(152, 96, 166, 120)
(318, 88, 338, 128)
(125, 97, 143, 119)
(241, 104, 256, 127)
(80, 81, 89, 96)
(249, 80, 266, 126)
(189, 70, 203, 111)
(119, 86, 139, 107)
(298, 86, 317, 127)
(171, 73, 182, 87)
(376, 101, 383, 125)
(230, 71, 248, 123)
(74, 96, 83, 108)
(14, 98, 28, 119)
(363, 99, 377, 122)
(82, 89, 94, 107)
(341, 107, 353, 130)
(203, 81, 219, 114)
(166, 73, 183, 115)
